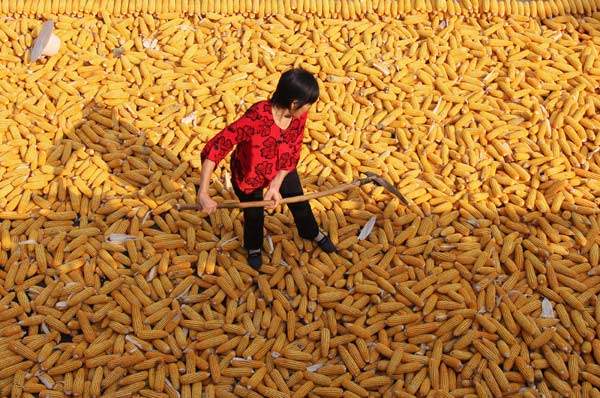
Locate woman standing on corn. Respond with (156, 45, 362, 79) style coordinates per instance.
(197, 68, 336, 270)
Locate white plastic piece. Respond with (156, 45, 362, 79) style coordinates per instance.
(146, 266, 156, 282)
(541, 298, 555, 318)
(307, 363, 324, 372)
(18, 239, 38, 245)
(224, 170, 232, 191)
(55, 301, 69, 309)
(106, 233, 138, 244)
(31, 20, 61, 62)
(142, 37, 159, 50)
(219, 236, 238, 248)
(181, 111, 197, 126)
(125, 335, 144, 349)
(358, 215, 377, 241)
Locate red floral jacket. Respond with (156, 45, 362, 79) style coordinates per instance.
(201, 100, 307, 194)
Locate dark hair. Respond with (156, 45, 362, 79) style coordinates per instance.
(270, 68, 319, 110)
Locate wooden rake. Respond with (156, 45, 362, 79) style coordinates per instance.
(176, 172, 410, 210)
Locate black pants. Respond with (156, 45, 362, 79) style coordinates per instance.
(232, 170, 319, 251)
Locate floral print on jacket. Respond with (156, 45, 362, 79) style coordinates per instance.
(201, 100, 307, 194)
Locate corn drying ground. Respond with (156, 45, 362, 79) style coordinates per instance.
(2, 2, 600, 398)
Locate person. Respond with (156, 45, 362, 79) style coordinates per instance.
(196, 68, 336, 270)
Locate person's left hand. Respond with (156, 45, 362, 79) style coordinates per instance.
(264, 186, 282, 210)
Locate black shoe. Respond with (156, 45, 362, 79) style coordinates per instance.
(316, 234, 336, 253)
(247, 251, 262, 270)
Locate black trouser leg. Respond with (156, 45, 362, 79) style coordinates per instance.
(279, 170, 319, 240)
(232, 180, 264, 251)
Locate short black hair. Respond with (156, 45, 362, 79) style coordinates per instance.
(270, 68, 319, 110)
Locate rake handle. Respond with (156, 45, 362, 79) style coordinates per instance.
(177, 178, 368, 210)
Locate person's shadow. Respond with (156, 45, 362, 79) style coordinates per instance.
(37, 103, 223, 282)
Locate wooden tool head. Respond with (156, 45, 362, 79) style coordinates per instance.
(364, 172, 410, 206)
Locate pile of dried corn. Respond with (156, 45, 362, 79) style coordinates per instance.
(2, 2, 600, 398)
(3, 0, 600, 19)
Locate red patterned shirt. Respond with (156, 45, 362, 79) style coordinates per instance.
(201, 100, 307, 194)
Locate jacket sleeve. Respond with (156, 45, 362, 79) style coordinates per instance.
(277, 112, 308, 172)
(200, 104, 260, 165)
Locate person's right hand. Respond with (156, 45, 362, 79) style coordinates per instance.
(197, 192, 218, 214)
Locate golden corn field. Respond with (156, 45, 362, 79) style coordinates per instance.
(2, 0, 600, 398)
